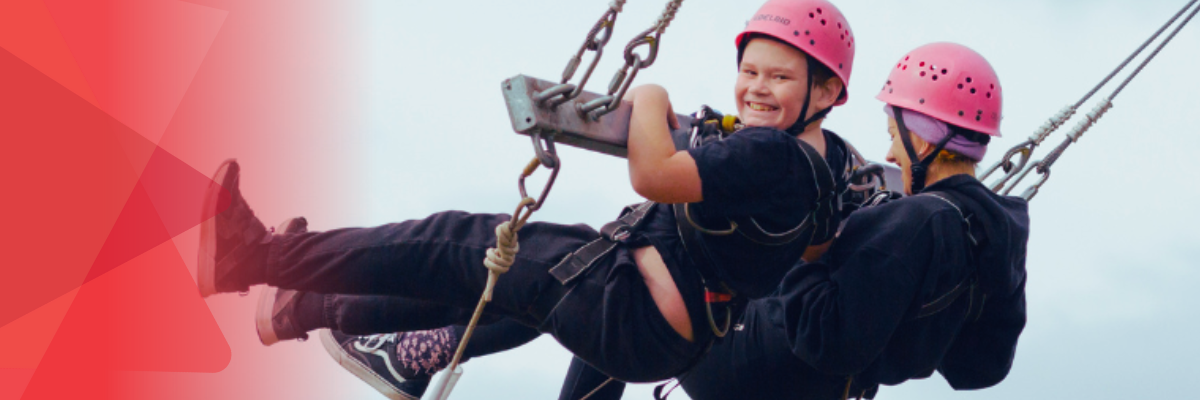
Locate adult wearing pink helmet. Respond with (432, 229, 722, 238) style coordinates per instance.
(878, 42, 1002, 193)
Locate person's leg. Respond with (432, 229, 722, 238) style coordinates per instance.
(539, 248, 708, 383)
(255, 217, 499, 345)
(202, 160, 597, 321)
(677, 299, 848, 400)
(267, 212, 596, 314)
(203, 160, 703, 381)
(558, 357, 626, 400)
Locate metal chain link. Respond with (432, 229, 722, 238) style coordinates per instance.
(536, 1, 629, 109)
(579, 0, 685, 120)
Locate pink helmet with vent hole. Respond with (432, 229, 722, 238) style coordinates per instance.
(736, 0, 855, 105)
(876, 42, 1002, 136)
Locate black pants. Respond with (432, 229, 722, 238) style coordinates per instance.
(265, 210, 704, 382)
(557, 299, 850, 400)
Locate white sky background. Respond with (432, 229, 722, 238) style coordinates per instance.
(275, 0, 1200, 398)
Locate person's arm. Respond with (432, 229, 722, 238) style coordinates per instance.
(777, 210, 937, 375)
(625, 84, 702, 204)
(937, 279, 1027, 389)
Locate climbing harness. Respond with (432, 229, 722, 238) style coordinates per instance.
(672, 104, 841, 337)
(989, 0, 1199, 200)
(677, 105, 841, 248)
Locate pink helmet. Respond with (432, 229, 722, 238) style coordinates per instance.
(876, 42, 1002, 136)
(735, 0, 855, 105)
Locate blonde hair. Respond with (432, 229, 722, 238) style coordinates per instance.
(930, 149, 978, 178)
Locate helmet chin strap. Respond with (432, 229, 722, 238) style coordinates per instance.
(786, 57, 832, 136)
(892, 105, 957, 193)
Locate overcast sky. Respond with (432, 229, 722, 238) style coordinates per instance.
(241, 0, 1200, 398)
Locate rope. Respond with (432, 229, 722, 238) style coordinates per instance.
(434, 197, 536, 399)
(577, 377, 616, 400)
(482, 220, 521, 289)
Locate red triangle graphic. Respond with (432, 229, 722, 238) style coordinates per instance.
(40, 0, 228, 144)
(0, 0, 97, 106)
(0, 368, 35, 400)
(87, 150, 228, 284)
(0, 47, 142, 329)
(20, 240, 231, 399)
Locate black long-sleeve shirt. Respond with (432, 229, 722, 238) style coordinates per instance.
(778, 174, 1029, 392)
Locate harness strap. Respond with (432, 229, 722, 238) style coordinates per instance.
(548, 201, 656, 285)
(913, 191, 986, 320)
(893, 105, 958, 194)
(729, 137, 838, 246)
(527, 202, 657, 324)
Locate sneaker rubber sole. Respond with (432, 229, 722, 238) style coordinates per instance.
(256, 286, 283, 345)
(197, 159, 235, 298)
(256, 217, 308, 346)
(320, 330, 419, 400)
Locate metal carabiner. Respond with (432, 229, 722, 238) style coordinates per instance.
(848, 163, 885, 192)
(1020, 167, 1051, 201)
(591, 57, 644, 120)
(530, 129, 560, 169)
(981, 140, 1034, 193)
(706, 300, 733, 338)
(517, 151, 561, 214)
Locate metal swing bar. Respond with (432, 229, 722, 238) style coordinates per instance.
(985, 0, 1200, 199)
(504, 0, 688, 159)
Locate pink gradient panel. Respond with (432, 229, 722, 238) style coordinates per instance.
(1, 0, 378, 398)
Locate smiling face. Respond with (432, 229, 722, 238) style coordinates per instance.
(735, 38, 812, 131)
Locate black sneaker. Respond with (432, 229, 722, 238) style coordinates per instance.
(198, 159, 271, 297)
(256, 218, 310, 346)
(320, 330, 431, 400)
